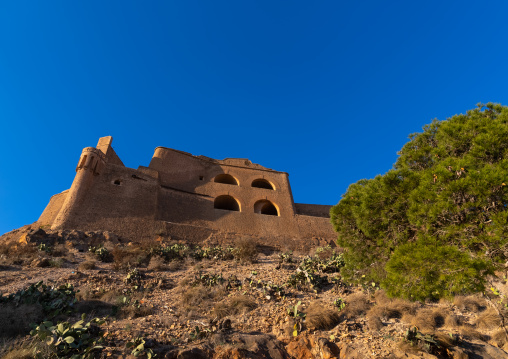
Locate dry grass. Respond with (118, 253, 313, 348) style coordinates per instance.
(167, 259, 184, 271)
(459, 325, 490, 341)
(112, 246, 150, 271)
(0, 243, 38, 266)
(453, 295, 486, 313)
(475, 308, 502, 330)
(0, 339, 54, 359)
(74, 300, 116, 317)
(78, 260, 97, 270)
(234, 237, 258, 263)
(212, 295, 257, 319)
(147, 256, 166, 271)
(492, 328, 508, 348)
(0, 304, 44, 338)
(342, 292, 370, 319)
(444, 314, 464, 328)
(180, 285, 227, 317)
(305, 302, 340, 330)
(412, 308, 445, 332)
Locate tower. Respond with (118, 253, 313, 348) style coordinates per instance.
(51, 146, 106, 230)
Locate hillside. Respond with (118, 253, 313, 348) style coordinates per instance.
(0, 225, 507, 358)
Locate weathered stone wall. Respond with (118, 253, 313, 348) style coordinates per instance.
(38, 190, 68, 226)
(39, 136, 337, 246)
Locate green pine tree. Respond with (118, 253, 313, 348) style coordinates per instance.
(330, 103, 508, 300)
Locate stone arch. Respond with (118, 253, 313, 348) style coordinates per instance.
(251, 178, 275, 190)
(254, 199, 279, 216)
(214, 174, 239, 186)
(214, 195, 241, 212)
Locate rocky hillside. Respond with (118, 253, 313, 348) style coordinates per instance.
(0, 225, 507, 358)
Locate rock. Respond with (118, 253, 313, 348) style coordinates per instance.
(286, 335, 340, 359)
(177, 347, 209, 359)
(338, 342, 360, 359)
(286, 335, 313, 359)
(447, 346, 468, 359)
(462, 339, 508, 359)
(30, 257, 50, 268)
(212, 332, 288, 359)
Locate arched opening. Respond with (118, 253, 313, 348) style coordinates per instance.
(214, 174, 239, 186)
(254, 200, 279, 216)
(214, 195, 241, 212)
(251, 179, 275, 190)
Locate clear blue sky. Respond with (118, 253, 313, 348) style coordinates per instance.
(1, 1, 508, 234)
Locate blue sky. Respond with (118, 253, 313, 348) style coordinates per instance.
(1, 1, 508, 234)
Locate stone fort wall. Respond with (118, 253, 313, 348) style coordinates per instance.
(38, 137, 336, 248)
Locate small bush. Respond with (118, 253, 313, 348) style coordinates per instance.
(30, 314, 105, 358)
(212, 295, 257, 319)
(342, 292, 370, 319)
(453, 295, 486, 313)
(233, 238, 258, 263)
(78, 261, 97, 271)
(147, 255, 166, 271)
(88, 245, 112, 262)
(112, 246, 149, 271)
(475, 308, 501, 330)
(0, 281, 77, 318)
(305, 302, 340, 330)
(412, 308, 445, 332)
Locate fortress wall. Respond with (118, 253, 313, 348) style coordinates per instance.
(156, 187, 214, 226)
(294, 203, 332, 218)
(38, 190, 69, 226)
(149, 147, 296, 217)
(295, 214, 336, 240)
(57, 164, 159, 230)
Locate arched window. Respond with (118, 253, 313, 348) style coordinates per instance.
(214, 195, 241, 211)
(251, 179, 275, 190)
(254, 199, 279, 216)
(214, 174, 239, 186)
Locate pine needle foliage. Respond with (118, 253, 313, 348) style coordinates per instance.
(330, 103, 508, 300)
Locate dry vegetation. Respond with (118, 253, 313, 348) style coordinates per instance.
(1, 229, 508, 358)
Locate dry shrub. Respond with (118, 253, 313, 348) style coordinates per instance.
(49, 244, 68, 257)
(0, 339, 54, 359)
(147, 256, 166, 271)
(367, 315, 384, 331)
(412, 308, 445, 332)
(112, 246, 149, 271)
(78, 260, 96, 270)
(74, 300, 115, 317)
(119, 304, 153, 319)
(453, 295, 486, 313)
(234, 237, 258, 263)
(48, 257, 64, 268)
(168, 259, 184, 271)
(459, 325, 490, 341)
(492, 329, 508, 348)
(180, 285, 227, 316)
(374, 290, 391, 305)
(433, 332, 457, 348)
(0, 243, 38, 266)
(305, 302, 340, 330)
(212, 295, 257, 319)
(0, 304, 44, 338)
(343, 292, 370, 319)
(444, 314, 464, 328)
(475, 308, 502, 330)
(99, 289, 124, 304)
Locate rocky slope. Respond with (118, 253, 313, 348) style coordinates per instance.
(0, 225, 507, 359)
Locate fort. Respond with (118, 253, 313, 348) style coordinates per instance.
(38, 136, 336, 248)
